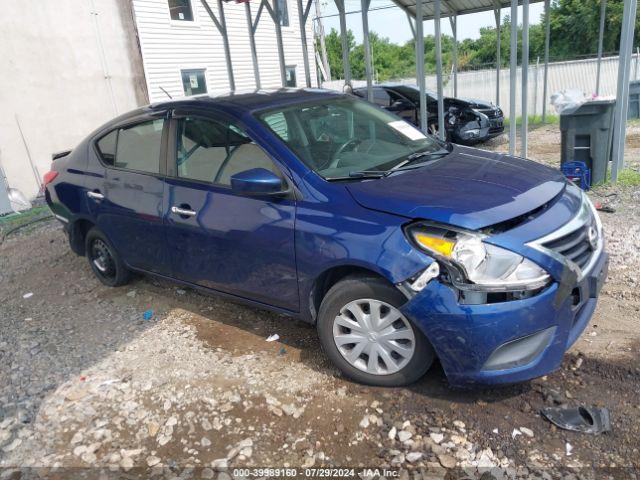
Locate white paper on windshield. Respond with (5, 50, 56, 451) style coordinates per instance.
(388, 120, 427, 141)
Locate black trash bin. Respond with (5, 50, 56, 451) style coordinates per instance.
(560, 99, 616, 185)
(629, 80, 640, 119)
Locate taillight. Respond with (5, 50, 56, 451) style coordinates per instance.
(43, 170, 58, 187)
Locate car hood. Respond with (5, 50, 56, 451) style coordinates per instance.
(456, 98, 496, 109)
(346, 145, 566, 230)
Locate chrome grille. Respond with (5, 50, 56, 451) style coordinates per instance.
(527, 192, 603, 280)
(476, 108, 501, 119)
(541, 221, 596, 270)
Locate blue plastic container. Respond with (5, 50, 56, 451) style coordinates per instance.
(561, 161, 591, 190)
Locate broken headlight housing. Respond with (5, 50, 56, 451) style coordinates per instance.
(406, 223, 551, 292)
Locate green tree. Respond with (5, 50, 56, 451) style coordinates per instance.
(319, 0, 640, 81)
(351, 32, 415, 81)
(323, 28, 355, 80)
(547, 0, 632, 59)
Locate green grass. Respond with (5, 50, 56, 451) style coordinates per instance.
(0, 205, 49, 224)
(0, 205, 52, 239)
(616, 168, 640, 186)
(592, 167, 640, 189)
(503, 114, 559, 128)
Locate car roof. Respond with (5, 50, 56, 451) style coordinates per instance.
(151, 88, 344, 112)
(100, 88, 347, 132)
(90, 88, 352, 138)
(354, 84, 436, 96)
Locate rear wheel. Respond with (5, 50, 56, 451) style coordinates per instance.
(85, 228, 130, 287)
(317, 276, 435, 386)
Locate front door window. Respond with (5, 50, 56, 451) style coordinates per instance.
(175, 116, 280, 185)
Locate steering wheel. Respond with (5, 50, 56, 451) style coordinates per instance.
(329, 138, 361, 169)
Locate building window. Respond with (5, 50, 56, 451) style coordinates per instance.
(181, 69, 207, 96)
(169, 0, 194, 21)
(285, 66, 297, 87)
(274, 0, 289, 26)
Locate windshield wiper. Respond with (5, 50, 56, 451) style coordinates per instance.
(389, 149, 450, 172)
(325, 170, 387, 181)
(325, 148, 450, 181)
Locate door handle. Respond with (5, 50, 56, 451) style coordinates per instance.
(87, 191, 104, 200)
(171, 205, 197, 217)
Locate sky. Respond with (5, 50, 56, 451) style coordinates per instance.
(318, 1, 546, 45)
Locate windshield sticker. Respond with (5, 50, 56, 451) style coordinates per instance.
(388, 121, 427, 141)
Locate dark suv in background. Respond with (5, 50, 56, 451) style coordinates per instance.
(353, 84, 504, 145)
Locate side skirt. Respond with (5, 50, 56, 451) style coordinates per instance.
(125, 266, 310, 324)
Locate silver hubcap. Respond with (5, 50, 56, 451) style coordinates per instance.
(91, 239, 115, 277)
(332, 299, 416, 375)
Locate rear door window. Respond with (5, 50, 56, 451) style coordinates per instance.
(95, 119, 165, 173)
(115, 119, 164, 173)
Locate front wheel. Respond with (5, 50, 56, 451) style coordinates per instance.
(317, 276, 435, 386)
(85, 227, 130, 287)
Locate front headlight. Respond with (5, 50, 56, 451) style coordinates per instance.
(408, 224, 551, 291)
(465, 128, 480, 137)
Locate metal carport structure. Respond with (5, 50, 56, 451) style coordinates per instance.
(202, 0, 635, 181)
(335, 0, 548, 157)
(328, 0, 636, 180)
(2, 0, 636, 216)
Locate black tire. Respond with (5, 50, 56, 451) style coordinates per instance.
(85, 227, 130, 287)
(317, 275, 435, 387)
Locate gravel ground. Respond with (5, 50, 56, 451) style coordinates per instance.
(1, 126, 639, 479)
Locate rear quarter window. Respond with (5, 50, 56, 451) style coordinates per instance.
(96, 130, 117, 166)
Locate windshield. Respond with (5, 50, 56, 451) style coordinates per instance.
(393, 85, 437, 104)
(257, 97, 443, 179)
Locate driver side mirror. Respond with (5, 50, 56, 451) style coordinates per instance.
(230, 168, 290, 197)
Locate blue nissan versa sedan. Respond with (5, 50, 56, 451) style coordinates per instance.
(44, 89, 608, 387)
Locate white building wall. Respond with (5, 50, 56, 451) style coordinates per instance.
(133, 0, 318, 103)
(0, 0, 147, 200)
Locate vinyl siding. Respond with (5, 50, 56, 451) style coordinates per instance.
(132, 0, 318, 103)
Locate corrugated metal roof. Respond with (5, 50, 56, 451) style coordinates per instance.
(393, 0, 544, 21)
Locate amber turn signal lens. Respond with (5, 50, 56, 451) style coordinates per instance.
(413, 232, 455, 257)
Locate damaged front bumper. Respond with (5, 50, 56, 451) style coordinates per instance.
(399, 250, 609, 387)
(452, 117, 505, 144)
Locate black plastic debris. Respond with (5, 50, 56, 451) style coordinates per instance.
(596, 204, 616, 213)
(541, 406, 611, 434)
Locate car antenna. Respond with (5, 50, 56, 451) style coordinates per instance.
(159, 86, 172, 99)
